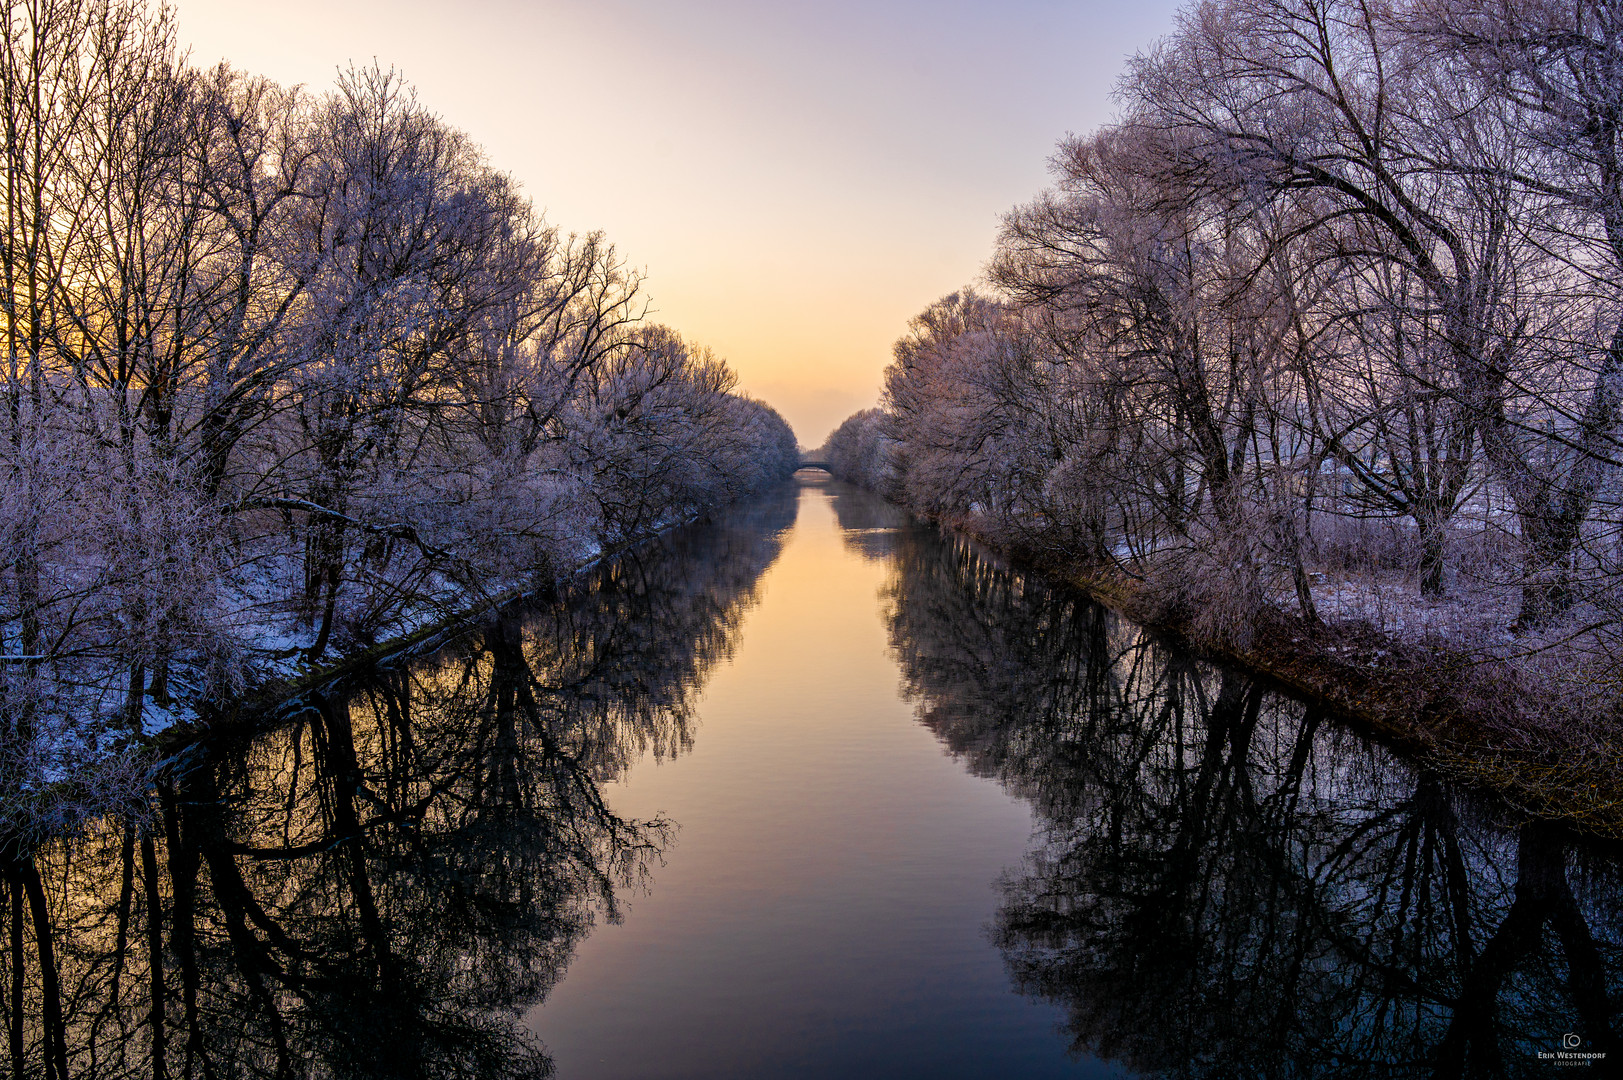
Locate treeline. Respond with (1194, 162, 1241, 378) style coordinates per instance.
(0, 0, 798, 830)
(828, 0, 1623, 681)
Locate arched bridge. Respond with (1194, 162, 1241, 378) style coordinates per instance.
(796, 458, 833, 473)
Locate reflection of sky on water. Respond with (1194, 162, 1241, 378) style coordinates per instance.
(532, 475, 1107, 1079)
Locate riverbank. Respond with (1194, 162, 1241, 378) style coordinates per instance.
(167, 503, 761, 743)
(6, 561, 565, 846)
(1085, 569, 1623, 832)
(917, 514, 1623, 838)
(7, 500, 781, 848)
(172, 576, 552, 744)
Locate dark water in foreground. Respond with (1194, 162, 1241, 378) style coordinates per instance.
(11, 477, 1622, 1078)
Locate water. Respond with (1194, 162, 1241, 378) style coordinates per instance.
(11, 476, 1622, 1078)
(528, 479, 1096, 1079)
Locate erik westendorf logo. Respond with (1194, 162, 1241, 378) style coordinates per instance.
(1537, 1033, 1607, 1067)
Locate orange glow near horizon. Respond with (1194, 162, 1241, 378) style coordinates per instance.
(172, 0, 1181, 445)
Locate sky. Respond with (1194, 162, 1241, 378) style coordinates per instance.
(173, 0, 1184, 445)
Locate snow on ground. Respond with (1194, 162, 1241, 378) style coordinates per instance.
(1308, 574, 1520, 644)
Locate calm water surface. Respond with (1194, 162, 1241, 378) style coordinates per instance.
(16, 476, 1623, 1078)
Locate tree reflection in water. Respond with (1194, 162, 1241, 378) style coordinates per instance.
(2, 488, 796, 1080)
(865, 493, 1622, 1079)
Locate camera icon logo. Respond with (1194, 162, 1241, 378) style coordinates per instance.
(1563, 1033, 1582, 1050)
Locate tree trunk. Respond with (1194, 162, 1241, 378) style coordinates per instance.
(18, 858, 67, 1080)
(8, 871, 23, 1080)
(1513, 512, 1582, 632)
(140, 834, 168, 1080)
(1418, 506, 1448, 599)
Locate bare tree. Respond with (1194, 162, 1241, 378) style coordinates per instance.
(1421, 0, 1623, 626)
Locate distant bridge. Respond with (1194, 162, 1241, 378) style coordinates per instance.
(796, 459, 833, 473)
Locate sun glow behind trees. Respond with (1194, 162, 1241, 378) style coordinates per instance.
(171, 0, 1189, 446)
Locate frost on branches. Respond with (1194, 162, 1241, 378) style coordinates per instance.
(829, 0, 1623, 737)
(0, 1, 799, 838)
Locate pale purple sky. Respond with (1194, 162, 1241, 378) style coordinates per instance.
(175, 0, 1183, 444)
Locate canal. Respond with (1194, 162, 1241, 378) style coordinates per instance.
(12, 476, 1622, 1078)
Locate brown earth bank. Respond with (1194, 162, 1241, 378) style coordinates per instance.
(957, 526, 1623, 839)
